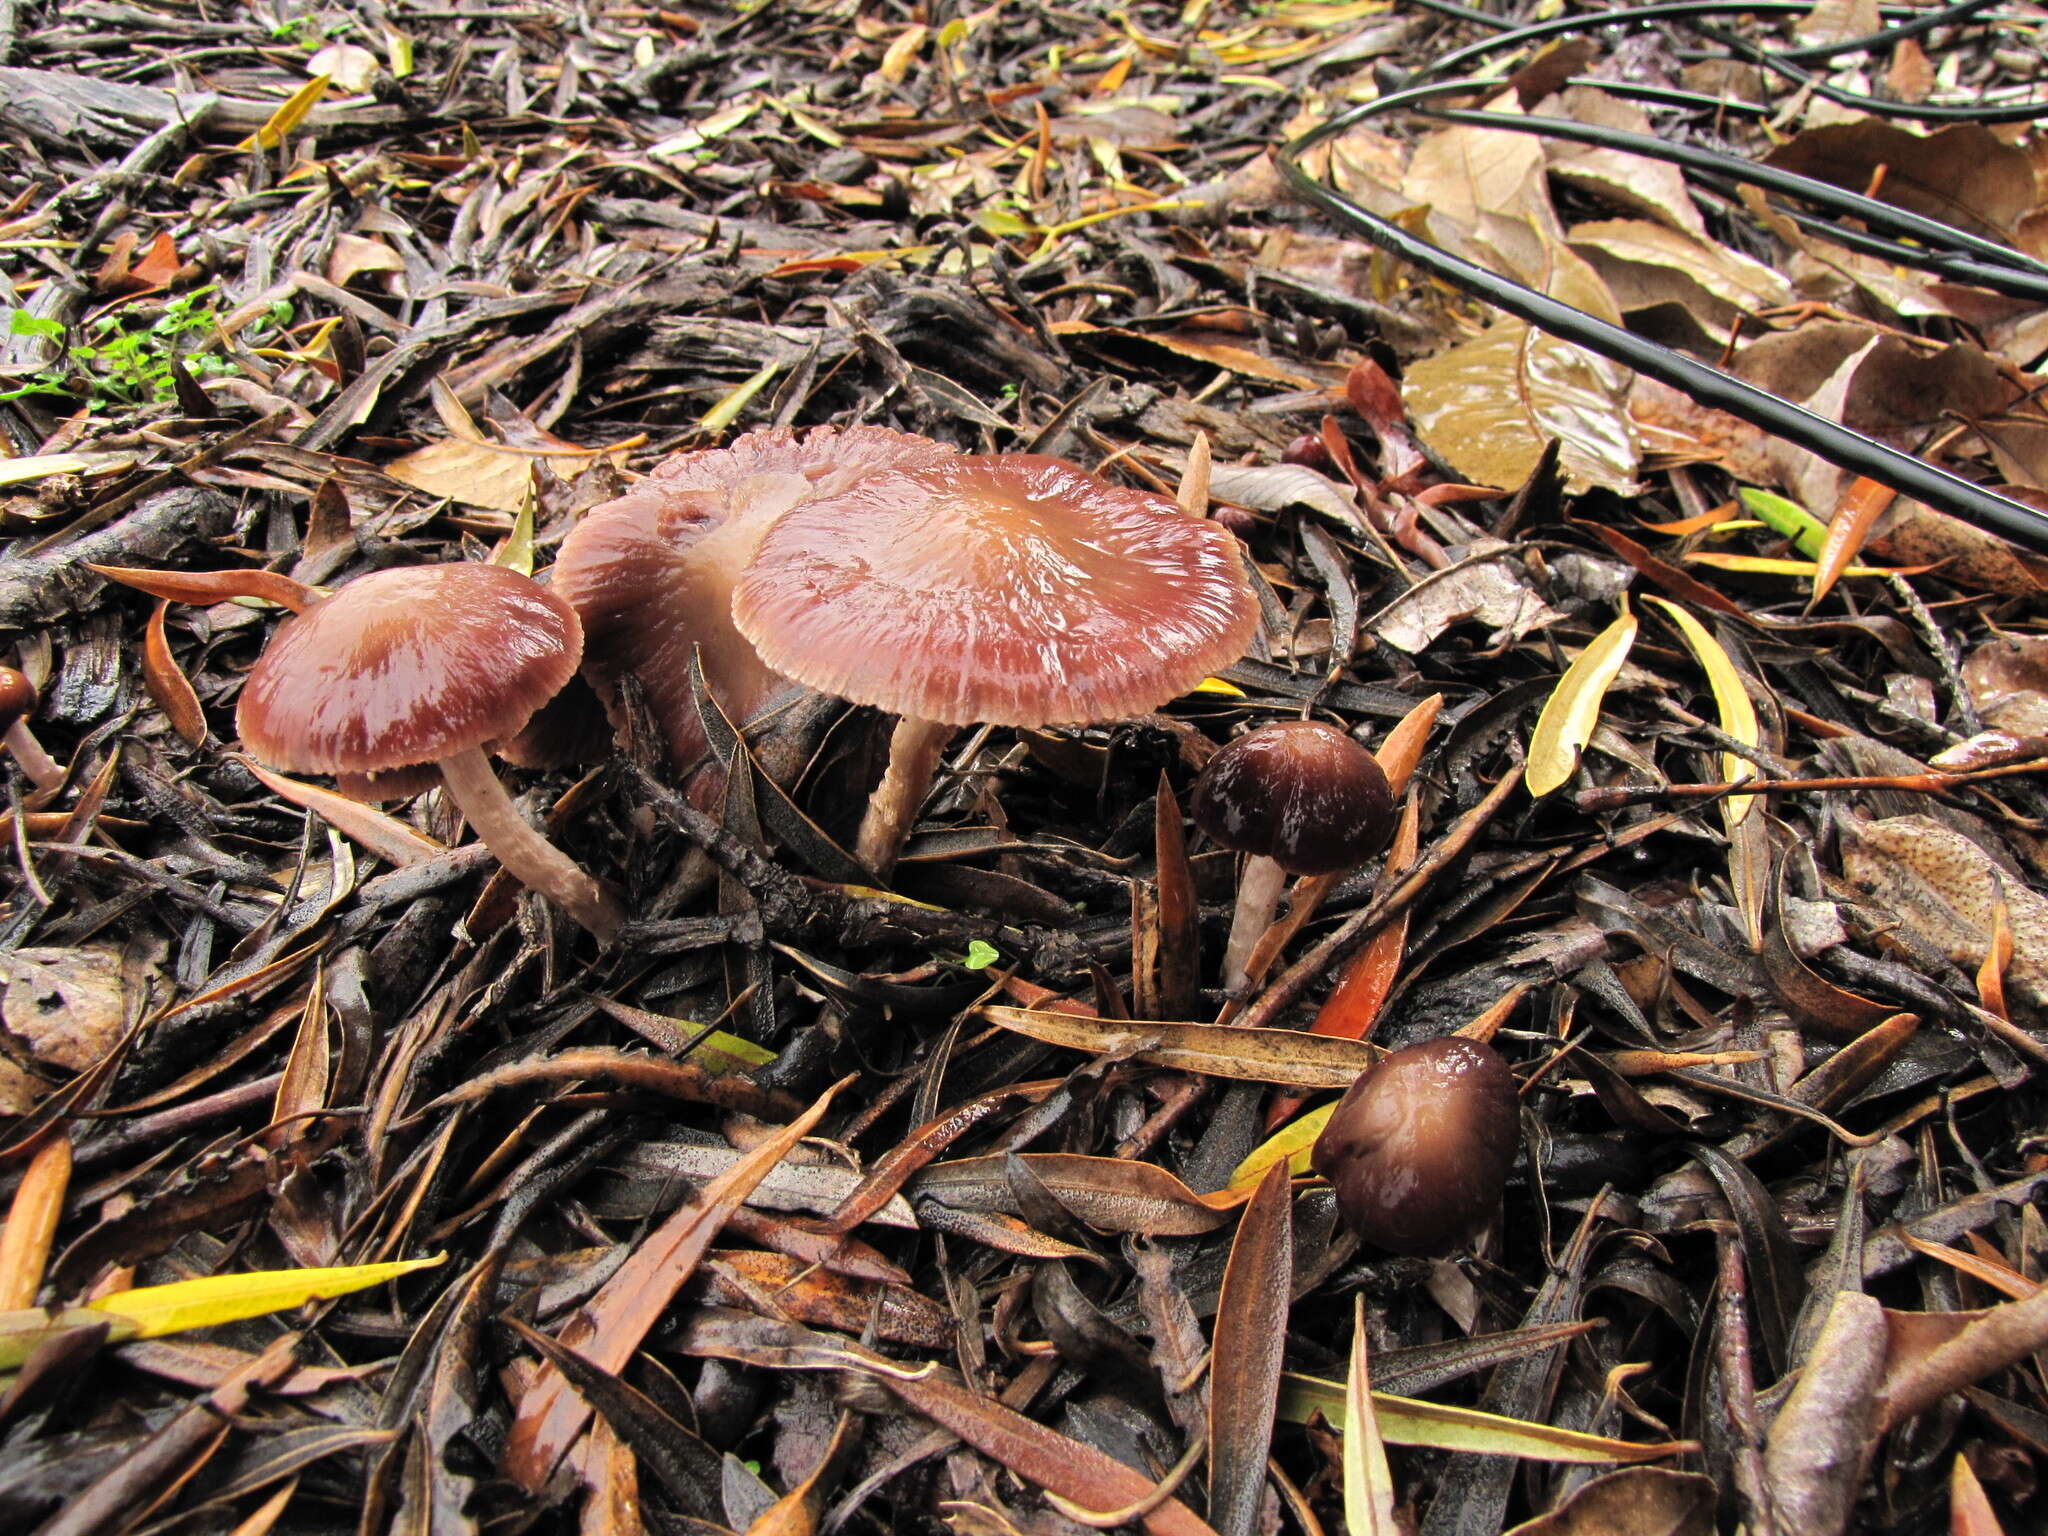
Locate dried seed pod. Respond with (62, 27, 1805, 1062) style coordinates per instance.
(1310, 1036, 1518, 1255)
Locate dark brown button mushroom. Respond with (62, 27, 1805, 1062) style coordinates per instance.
(1310, 1037, 1518, 1255)
(553, 426, 957, 779)
(0, 666, 63, 794)
(1189, 719, 1394, 991)
(730, 453, 1260, 876)
(236, 562, 623, 941)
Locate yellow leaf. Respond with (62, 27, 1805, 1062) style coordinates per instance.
(1526, 599, 1638, 798)
(700, 361, 781, 432)
(1228, 1101, 1335, 1190)
(880, 24, 928, 82)
(1684, 553, 1899, 577)
(238, 74, 333, 152)
(1344, 1297, 1400, 1535)
(496, 485, 536, 575)
(88, 1254, 445, 1339)
(1645, 598, 1760, 824)
(1190, 675, 1247, 698)
(1280, 1372, 1693, 1462)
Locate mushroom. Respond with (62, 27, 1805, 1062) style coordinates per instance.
(236, 562, 624, 941)
(1309, 1036, 1518, 1255)
(553, 426, 957, 782)
(1188, 719, 1394, 992)
(0, 666, 63, 794)
(728, 453, 1261, 877)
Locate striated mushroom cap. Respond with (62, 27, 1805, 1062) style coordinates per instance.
(554, 425, 956, 768)
(237, 563, 582, 775)
(1189, 719, 1395, 875)
(729, 454, 1259, 727)
(1310, 1037, 1518, 1256)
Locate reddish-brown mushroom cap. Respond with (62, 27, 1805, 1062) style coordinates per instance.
(237, 563, 582, 774)
(0, 667, 36, 737)
(1190, 720, 1395, 875)
(554, 425, 956, 769)
(235, 562, 621, 941)
(1310, 1037, 1519, 1256)
(730, 455, 1260, 727)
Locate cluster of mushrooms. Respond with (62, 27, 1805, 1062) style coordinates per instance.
(75, 424, 1517, 1257)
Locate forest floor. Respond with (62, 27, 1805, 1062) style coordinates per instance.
(6, 1, 2048, 1533)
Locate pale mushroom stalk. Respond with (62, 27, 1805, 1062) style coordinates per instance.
(437, 746, 624, 942)
(1190, 719, 1394, 998)
(4, 721, 63, 793)
(0, 668, 63, 793)
(1221, 853, 1289, 993)
(856, 715, 956, 877)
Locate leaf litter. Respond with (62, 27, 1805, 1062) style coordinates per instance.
(3, 2, 2048, 1534)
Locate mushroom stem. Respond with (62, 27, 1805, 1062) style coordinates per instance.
(436, 745, 624, 942)
(1222, 853, 1288, 994)
(855, 715, 956, 879)
(5, 721, 63, 794)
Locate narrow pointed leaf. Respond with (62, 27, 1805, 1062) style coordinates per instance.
(1278, 1373, 1694, 1462)
(1344, 1296, 1399, 1536)
(1645, 597, 1760, 822)
(1527, 599, 1638, 798)
(85, 1253, 445, 1341)
(1209, 1162, 1293, 1536)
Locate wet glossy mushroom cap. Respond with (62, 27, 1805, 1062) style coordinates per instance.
(729, 455, 1260, 727)
(1189, 720, 1394, 875)
(237, 562, 582, 774)
(554, 425, 956, 767)
(0, 667, 36, 736)
(1310, 1037, 1518, 1256)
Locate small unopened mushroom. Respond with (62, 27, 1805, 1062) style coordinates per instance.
(0, 666, 63, 793)
(1189, 719, 1394, 991)
(554, 426, 956, 779)
(730, 453, 1260, 877)
(1309, 1037, 1518, 1255)
(237, 562, 623, 942)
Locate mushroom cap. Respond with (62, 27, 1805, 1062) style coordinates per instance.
(555, 425, 955, 767)
(729, 455, 1259, 728)
(1309, 1037, 1518, 1256)
(1189, 720, 1394, 874)
(0, 666, 36, 736)
(237, 563, 582, 775)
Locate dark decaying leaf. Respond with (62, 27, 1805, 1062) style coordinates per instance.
(1207, 1162, 1293, 1536)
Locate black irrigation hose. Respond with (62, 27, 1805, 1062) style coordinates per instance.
(1408, 0, 2013, 65)
(1277, 4, 2048, 550)
(1409, 0, 2048, 122)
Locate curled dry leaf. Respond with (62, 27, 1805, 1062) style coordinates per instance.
(1504, 1467, 1717, 1536)
(1838, 815, 2048, 1006)
(1369, 545, 1562, 654)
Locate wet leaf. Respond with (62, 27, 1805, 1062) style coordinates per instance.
(1407, 248, 1640, 495)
